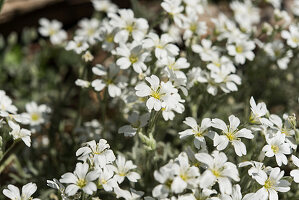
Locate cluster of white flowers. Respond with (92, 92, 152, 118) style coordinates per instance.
(0, 90, 51, 147)
(2, 0, 299, 199)
(47, 139, 143, 199)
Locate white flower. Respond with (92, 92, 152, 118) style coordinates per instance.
(281, 24, 299, 48)
(109, 9, 148, 43)
(274, 9, 291, 26)
(207, 55, 236, 73)
(293, 0, 299, 16)
(254, 167, 290, 200)
(269, 114, 297, 150)
(161, 0, 185, 27)
(75, 79, 90, 88)
(195, 151, 240, 195)
(8, 121, 31, 147)
(220, 184, 255, 200)
(227, 40, 255, 64)
(143, 33, 179, 59)
(179, 117, 214, 149)
(22, 101, 51, 127)
(183, 0, 205, 15)
(65, 36, 89, 54)
(76, 18, 100, 45)
(98, 20, 118, 51)
(210, 66, 241, 94)
(115, 43, 149, 73)
(191, 188, 218, 200)
(82, 51, 94, 62)
(153, 162, 175, 198)
(230, 0, 260, 31)
(135, 75, 179, 111)
(212, 115, 254, 156)
(239, 161, 267, 178)
(262, 133, 291, 166)
(266, 0, 281, 8)
(112, 155, 141, 184)
(290, 155, 299, 183)
(3, 182, 40, 200)
(212, 14, 239, 42)
(158, 57, 190, 79)
(118, 112, 150, 137)
(249, 97, 270, 125)
(60, 162, 99, 196)
(38, 18, 67, 45)
(76, 139, 116, 168)
(183, 13, 207, 40)
(96, 166, 117, 191)
(263, 41, 292, 70)
(0, 90, 17, 117)
(91, 64, 123, 97)
(192, 39, 219, 62)
(186, 67, 206, 88)
(47, 179, 68, 199)
(114, 187, 144, 200)
(92, 0, 118, 13)
(171, 152, 200, 193)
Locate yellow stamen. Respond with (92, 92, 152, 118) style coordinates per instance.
(236, 45, 243, 53)
(31, 113, 40, 121)
(151, 91, 161, 100)
(190, 24, 197, 32)
(126, 25, 134, 33)
(212, 169, 221, 177)
(226, 132, 236, 141)
(77, 179, 87, 188)
(264, 178, 274, 189)
(271, 145, 279, 154)
(129, 55, 138, 64)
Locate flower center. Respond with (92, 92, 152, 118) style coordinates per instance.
(22, 195, 34, 200)
(119, 172, 126, 176)
(98, 178, 107, 186)
(31, 113, 40, 121)
(165, 179, 173, 188)
(106, 34, 114, 43)
(180, 173, 188, 181)
(49, 28, 56, 36)
(190, 24, 197, 32)
(126, 24, 134, 33)
(212, 169, 221, 177)
(151, 90, 161, 100)
(77, 42, 83, 47)
(77, 179, 87, 188)
(226, 132, 236, 141)
(129, 55, 138, 64)
(235, 45, 243, 53)
(213, 61, 221, 67)
(271, 145, 279, 153)
(156, 44, 164, 49)
(88, 29, 95, 36)
(292, 37, 299, 43)
(274, 49, 281, 57)
(132, 121, 141, 128)
(193, 128, 204, 137)
(264, 178, 274, 189)
(168, 63, 176, 70)
(281, 128, 290, 136)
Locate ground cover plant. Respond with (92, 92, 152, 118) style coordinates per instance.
(0, 0, 299, 199)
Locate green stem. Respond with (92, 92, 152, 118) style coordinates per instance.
(147, 110, 161, 137)
(0, 140, 18, 166)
